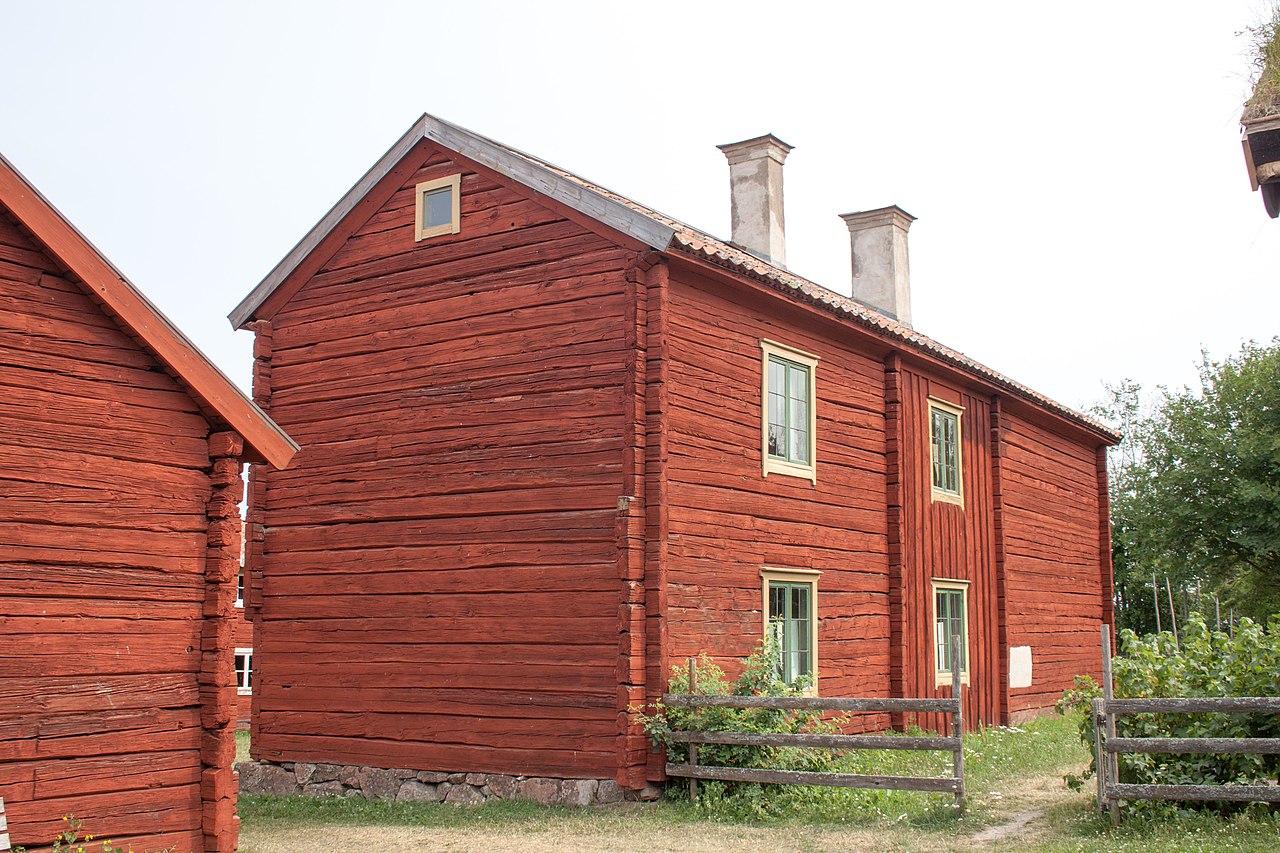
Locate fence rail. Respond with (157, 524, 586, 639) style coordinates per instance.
(1093, 625, 1280, 820)
(663, 644, 966, 810)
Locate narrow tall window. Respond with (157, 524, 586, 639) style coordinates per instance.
(761, 568, 820, 688)
(235, 648, 253, 696)
(414, 174, 462, 240)
(760, 341, 819, 481)
(235, 569, 244, 608)
(933, 582, 969, 685)
(929, 399, 963, 504)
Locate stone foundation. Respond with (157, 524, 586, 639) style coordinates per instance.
(236, 760, 646, 806)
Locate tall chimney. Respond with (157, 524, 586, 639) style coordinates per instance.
(839, 206, 916, 327)
(717, 134, 793, 267)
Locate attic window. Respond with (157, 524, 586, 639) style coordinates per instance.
(414, 174, 461, 240)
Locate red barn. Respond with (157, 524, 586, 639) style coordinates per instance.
(229, 115, 1117, 802)
(0, 155, 296, 850)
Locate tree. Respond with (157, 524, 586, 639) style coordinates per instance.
(1100, 341, 1280, 629)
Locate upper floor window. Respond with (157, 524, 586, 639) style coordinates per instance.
(929, 398, 963, 505)
(761, 340, 819, 482)
(414, 174, 462, 240)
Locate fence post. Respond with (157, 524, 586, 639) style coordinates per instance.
(1091, 697, 1107, 815)
(688, 657, 698, 802)
(951, 637, 965, 812)
(0, 796, 9, 852)
(1101, 624, 1120, 824)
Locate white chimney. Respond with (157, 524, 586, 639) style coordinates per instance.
(717, 134, 793, 267)
(839, 206, 915, 327)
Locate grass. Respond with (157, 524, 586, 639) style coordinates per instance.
(236, 714, 1280, 852)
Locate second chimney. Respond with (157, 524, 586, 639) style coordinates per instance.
(840, 206, 916, 328)
(717, 134, 793, 267)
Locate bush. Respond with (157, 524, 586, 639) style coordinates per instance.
(1060, 614, 1280, 812)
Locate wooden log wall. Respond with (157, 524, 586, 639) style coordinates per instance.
(1001, 405, 1107, 716)
(894, 367, 1001, 730)
(249, 148, 634, 780)
(660, 267, 892, 719)
(0, 210, 231, 851)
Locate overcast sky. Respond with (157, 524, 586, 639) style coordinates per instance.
(3, 1, 1276, 417)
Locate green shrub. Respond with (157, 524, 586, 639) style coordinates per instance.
(1060, 614, 1280, 812)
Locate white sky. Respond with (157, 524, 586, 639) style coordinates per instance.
(3, 1, 1277, 416)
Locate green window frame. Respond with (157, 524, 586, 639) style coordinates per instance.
(761, 340, 818, 482)
(767, 579, 814, 685)
(930, 400, 963, 503)
(933, 583, 969, 684)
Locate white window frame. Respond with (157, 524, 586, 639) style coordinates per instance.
(760, 567, 821, 694)
(760, 340, 819, 483)
(928, 397, 965, 507)
(414, 173, 462, 241)
(235, 568, 244, 609)
(234, 647, 253, 696)
(931, 579, 971, 687)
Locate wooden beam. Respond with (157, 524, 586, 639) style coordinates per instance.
(665, 763, 959, 793)
(1107, 737, 1280, 755)
(667, 731, 961, 751)
(663, 694, 959, 713)
(1108, 783, 1280, 804)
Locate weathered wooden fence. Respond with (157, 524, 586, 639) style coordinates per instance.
(663, 647, 966, 811)
(0, 797, 9, 852)
(1093, 625, 1280, 821)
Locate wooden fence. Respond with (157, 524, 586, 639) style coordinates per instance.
(663, 646, 966, 811)
(1093, 625, 1280, 821)
(0, 797, 9, 853)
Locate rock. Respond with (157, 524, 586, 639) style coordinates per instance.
(636, 784, 662, 802)
(595, 780, 624, 804)
(416, 770, 450, 784)
(437, 782, 452, 799)
(396, 780, 442, 802)
(257, 764, 301, 796)
(312, 763, 342, 784)
(359, 767, 405, 800)
(515, 777, 560, 806)
(338, 765, 362, 787)
(294, 763, 318, 785)
(465, 773, 489, 787)
(447, 773, 467, 783)
(394, 768, 417, 780)
(559, 779, 598, 807)
(236, 761, 264, 793)
(486, 775, 516, 800)
(303, 780, 345, 797)
(445, 784, 485, 806)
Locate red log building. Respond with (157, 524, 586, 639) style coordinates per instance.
(0, 155, 296, 850)
(229, 115, 1118, 797)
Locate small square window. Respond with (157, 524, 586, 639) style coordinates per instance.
(760, 341, 819, 482)
(414, 174, 461, 240)
(929, 398, 964, 505)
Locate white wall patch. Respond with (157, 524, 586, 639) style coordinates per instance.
(1010, 646, 1033, 688)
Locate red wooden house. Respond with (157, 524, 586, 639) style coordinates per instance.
(229, 115, 1118, 801)
(0, 155, 296, 851)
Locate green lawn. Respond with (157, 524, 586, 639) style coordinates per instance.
(235, 715, 1280, 852)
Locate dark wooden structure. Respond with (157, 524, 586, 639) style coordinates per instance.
(229, 114, 1118, 794)
(0, 155, 296, 851)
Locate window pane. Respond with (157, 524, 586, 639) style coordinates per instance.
(790, 426, 809, 463)
(789, 365, 808, 402)
(424, 187, 453, 228)
(769, 359, 785, 395)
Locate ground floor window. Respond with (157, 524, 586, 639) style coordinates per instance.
(235, 647, 253, 696)
(761, 568, 820, 688)
(932, 580, 969, 686)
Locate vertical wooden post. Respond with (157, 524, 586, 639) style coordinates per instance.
(1165, 577, 1179, 649)
(951, 637, 965, 812)
(1101, 625, 1120, 824)
(1091, 697, 1107, 815)
(1215, 596, 1221, 632)
(1151, 573, 1161, 633)
(0, 796, 10, 852)
(688, 657, 699, 802)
